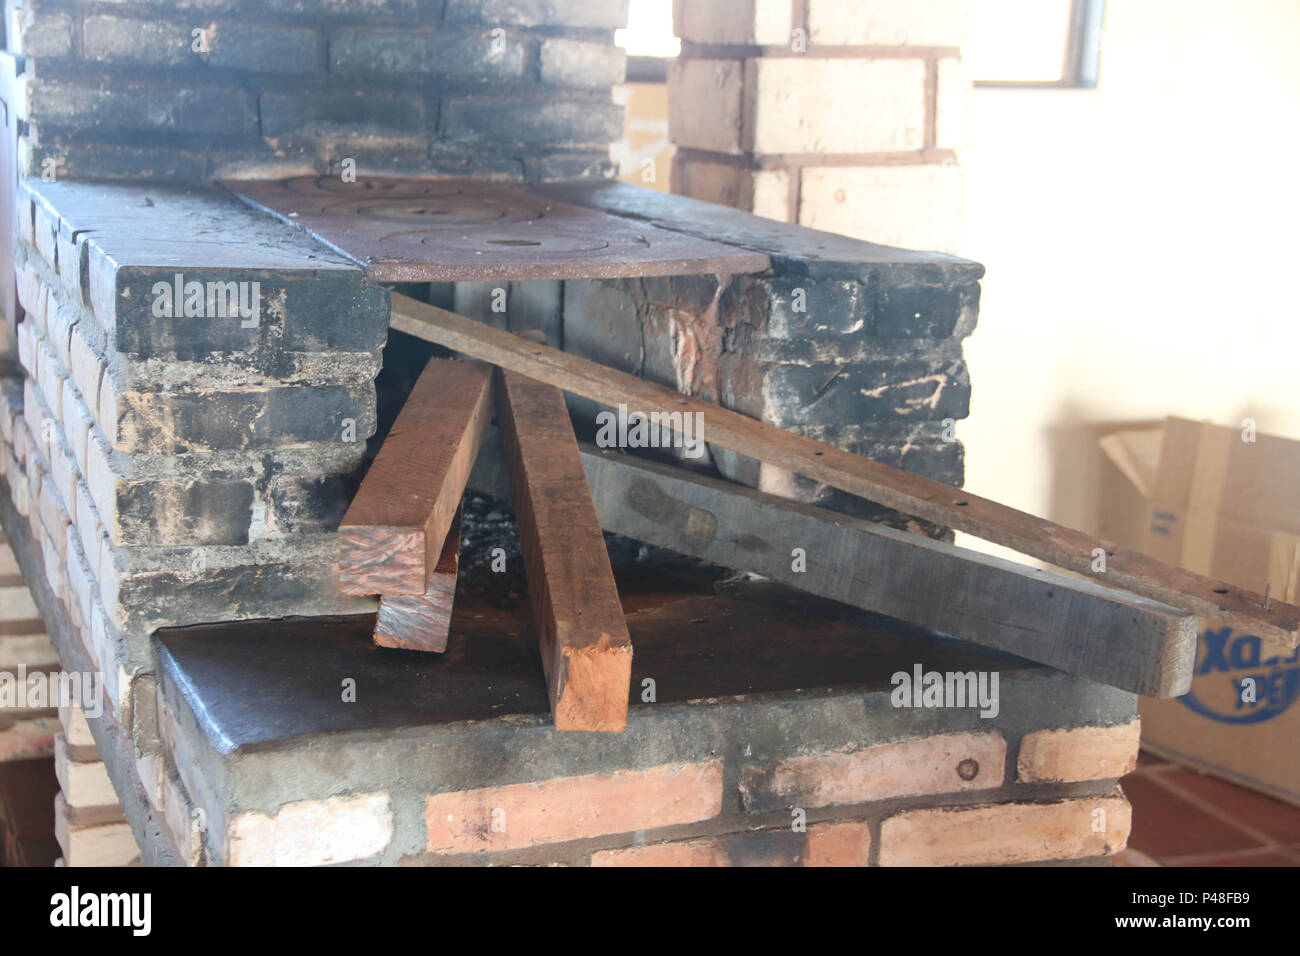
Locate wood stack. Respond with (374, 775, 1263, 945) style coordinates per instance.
(0, 533, 58, 759)
(335, 293, 1300, 734)
(0, 532, 61, 865)
(340, 358, 633, 730)
(52, 702, 140, 866)
(340, 359, 493, 654)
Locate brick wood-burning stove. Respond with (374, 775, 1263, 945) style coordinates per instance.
(0, 0, 1141, 866)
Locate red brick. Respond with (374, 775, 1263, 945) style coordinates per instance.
(590, 820, 872, 867)
(879, 793, 1131, 866)
(1018, 720, 1140, 783)
(803, 820, 874, 866)
(740, 731, 1006, 811)
(425, 760, 724, 854)
(592, 837, 729, 867)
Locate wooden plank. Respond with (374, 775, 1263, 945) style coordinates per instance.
(338, 358, 493, 597)
(54, 793, 140, 867)
(393, 292, 1300, 647)
(495, 370, 632, 732)
(53, 733, 118, 809)
(374, 508, 462, 654)
(468, 433, 1197, 697)
(580, 446, 1194, 696)
(0, 633, 59, 672)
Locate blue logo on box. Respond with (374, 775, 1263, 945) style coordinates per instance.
(1177, 626, 1300, 724)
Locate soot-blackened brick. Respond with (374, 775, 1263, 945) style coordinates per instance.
(27, 79, 257, 136)
(106, 271, 389, 356)
(523, 153, 617, 182)
(118, 385, 374, 454)
(756, 358, 971, 428)
(18, 0, 628, 183)
(444, 0, 629, 28)
(209, 24, 323, 74)
(441, 98, 624, 147)
(112, 561, 366, 637)
(329, 29, 526, 79)
(539, 38, 627, 87)
(259, 91, 427, 138)
(115, 480, 255, 547)
(267, 473, 360, 535)
(723, 276, 869, 339)
(874, 281, 980, 339)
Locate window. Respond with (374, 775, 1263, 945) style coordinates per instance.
(616, 0, 678, 83)
(968, 0, 1105, 88)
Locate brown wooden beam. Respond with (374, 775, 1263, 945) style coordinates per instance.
(390, 292, 1300, 647)
(495, 369, 632, 732)
(374, 508, 462, 654)
(465, 434, 1196, 697)
(338, 358, 493, 597)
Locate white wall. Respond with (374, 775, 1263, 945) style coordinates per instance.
(960, 0, 1300, 555)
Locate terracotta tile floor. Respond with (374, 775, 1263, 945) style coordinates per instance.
(1117, 751, 1300, 866)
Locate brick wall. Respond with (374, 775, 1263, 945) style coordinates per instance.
(5, 0, 629, 183)
(668, 0, 970, 254)
(1, 173, 987, 862)
(2, 178, 383, 737)
(540, 184, 980, 531)
(149, 599, 1141, 866)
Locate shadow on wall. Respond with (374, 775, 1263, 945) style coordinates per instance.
(962, 0, 1300, 547)
(1043, 404, 1164, 543)
(1044, 401, 1294, 554)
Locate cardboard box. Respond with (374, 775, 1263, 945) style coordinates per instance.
(1099, 417, 1300, 805)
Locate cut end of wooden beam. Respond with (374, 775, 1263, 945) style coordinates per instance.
(374, 589, 455, 652)
(337, 357, 494, 597)
(373, 508, 462, 653)
(338, 528, 426, 596)
(554, 638, 633, 733)
(1153, 613, 1199, 698)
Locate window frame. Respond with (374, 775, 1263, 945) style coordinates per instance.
(973, 0, 1106, 89)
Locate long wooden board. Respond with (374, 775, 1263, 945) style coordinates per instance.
(374, 508, 462, 654)
(392, 292, 1300, 647)
(469, 433, 1197, 697)
(495, 370, 632, 732)
(338, 358, 492, 597)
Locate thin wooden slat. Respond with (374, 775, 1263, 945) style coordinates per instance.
(495, 370, 632, 732)
(391, 292, 1300, 647)
(338, 358, 493, 597)
(468, 433, 1196, 696)
(374, 508, 462, 654)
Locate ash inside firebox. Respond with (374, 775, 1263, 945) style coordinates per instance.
(457, 492, 736, 610)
